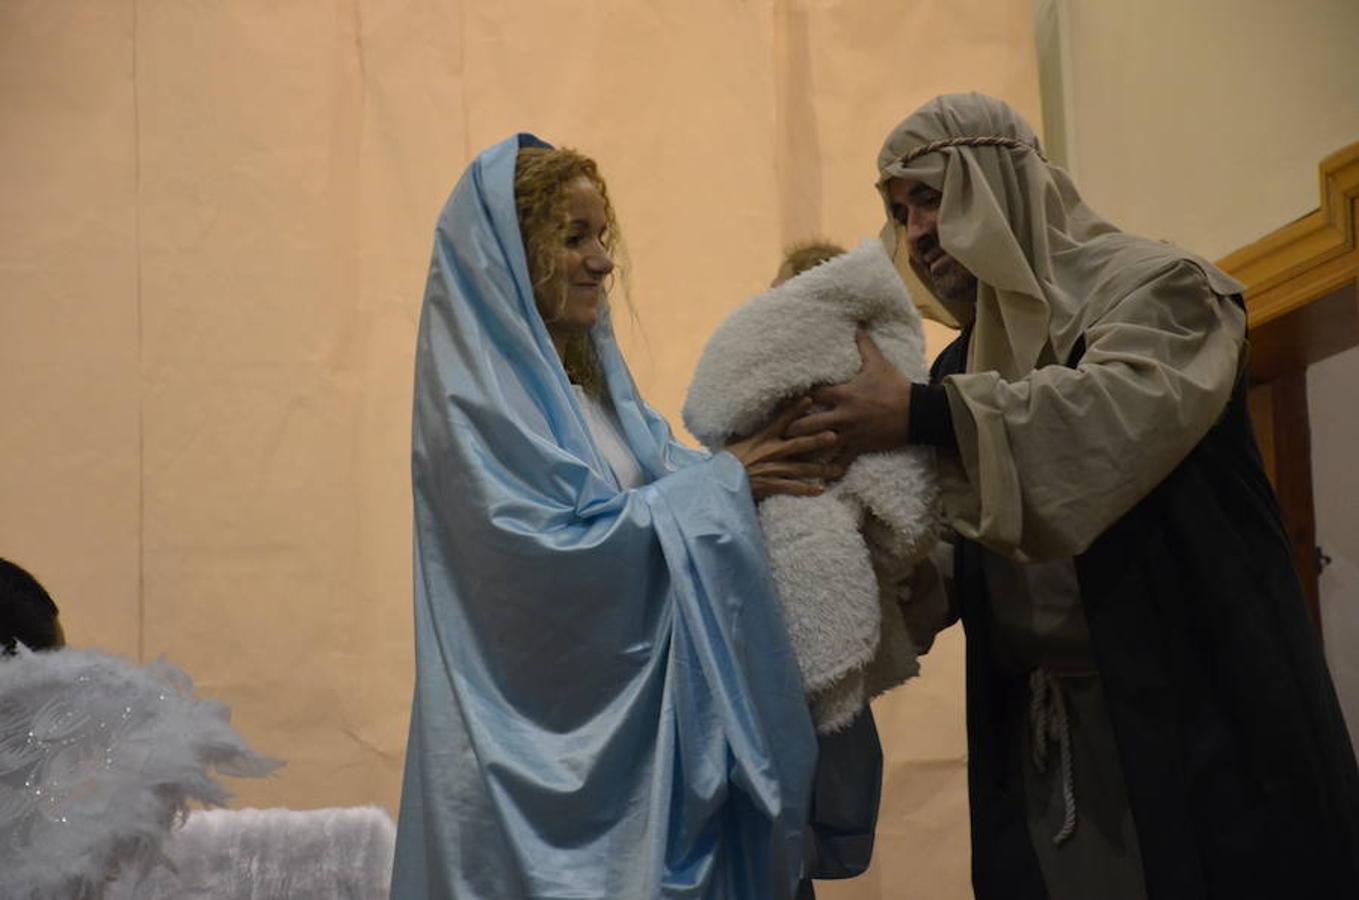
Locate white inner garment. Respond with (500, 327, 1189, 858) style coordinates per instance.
(574, 385, 647, 490)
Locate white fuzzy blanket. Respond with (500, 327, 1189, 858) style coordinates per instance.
(111, 806, 397, 899)
(684, 239, 939, 732)
(0, 648, 280, 899)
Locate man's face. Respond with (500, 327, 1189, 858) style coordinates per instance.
(885, 177, 977, 304)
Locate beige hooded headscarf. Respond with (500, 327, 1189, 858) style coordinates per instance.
(877, 93, 1248, 560)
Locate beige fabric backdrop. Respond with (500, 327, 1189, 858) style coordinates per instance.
(0, 2, 1040, 896)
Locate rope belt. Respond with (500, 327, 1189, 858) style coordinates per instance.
(1028, 667, 1077, 845)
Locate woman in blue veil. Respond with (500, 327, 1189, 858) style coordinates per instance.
(391, 134, 832, 899)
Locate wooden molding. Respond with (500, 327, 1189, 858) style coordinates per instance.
(1218, 141, 1359, 380)
(1218, 141, 1359, 329)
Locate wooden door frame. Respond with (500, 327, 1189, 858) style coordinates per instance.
(1218, 141, 1359, 632)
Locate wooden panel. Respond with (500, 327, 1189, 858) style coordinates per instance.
(1248, 281, 1359, 384)
(1247, 375, 1321, 632)
(1248, 383, 1276, 484)
(1274, 374, 1321, 633)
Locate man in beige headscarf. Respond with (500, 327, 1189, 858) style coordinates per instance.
(792, 93, 1359, 900)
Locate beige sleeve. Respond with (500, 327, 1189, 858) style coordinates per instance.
(940, 261, 1247, 561)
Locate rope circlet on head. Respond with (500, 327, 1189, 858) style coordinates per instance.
(891, 134, 1046, 169)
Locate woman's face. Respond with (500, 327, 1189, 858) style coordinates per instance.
(546, 176, 615, 333)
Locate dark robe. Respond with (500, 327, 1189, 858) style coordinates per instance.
(797, 709, 885, 899)
(932, 322, 1359, 899)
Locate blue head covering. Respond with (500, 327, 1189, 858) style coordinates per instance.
(391, 134, 816, 899)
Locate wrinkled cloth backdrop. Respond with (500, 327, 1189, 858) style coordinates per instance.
(0, 2, 1040, 897)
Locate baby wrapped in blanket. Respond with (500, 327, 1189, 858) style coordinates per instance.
(684, 239, 939, 732)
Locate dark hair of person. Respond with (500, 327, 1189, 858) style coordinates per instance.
(1, 557, 61, 654)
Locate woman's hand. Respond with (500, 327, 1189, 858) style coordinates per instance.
(725, 397, 842, 500)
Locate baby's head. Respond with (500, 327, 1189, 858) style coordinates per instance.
(771, 240, 847, 287)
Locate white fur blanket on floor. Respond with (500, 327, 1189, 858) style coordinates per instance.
(684, 239, 939, 732)
(109, 806, 396, 900)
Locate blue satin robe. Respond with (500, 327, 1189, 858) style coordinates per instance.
(390, 134, 817, 899)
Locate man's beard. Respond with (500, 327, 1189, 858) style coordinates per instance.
(926, 255, 978, 304)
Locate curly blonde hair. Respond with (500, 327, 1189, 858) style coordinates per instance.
(513, 146, 625, 395)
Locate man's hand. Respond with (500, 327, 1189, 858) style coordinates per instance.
(725, 398, 843, 500)
(787, 329, 912, 458)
